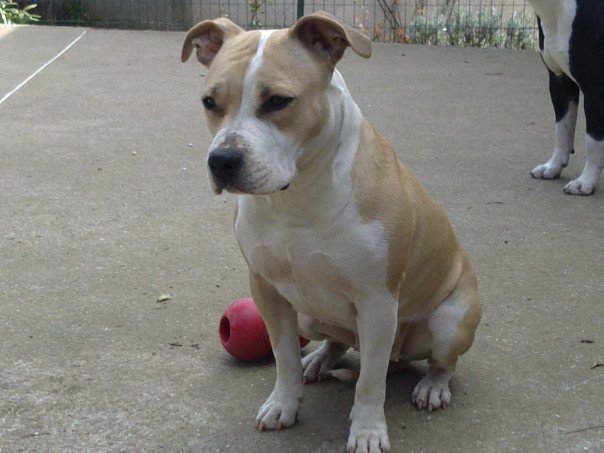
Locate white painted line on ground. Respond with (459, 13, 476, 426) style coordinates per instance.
(0, 29, 88, 106)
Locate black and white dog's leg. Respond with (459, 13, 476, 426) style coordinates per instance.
(564, 88, 604, 195)
(531, 69, 580, 180)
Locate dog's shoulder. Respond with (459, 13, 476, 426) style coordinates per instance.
(349, 120, 460, 296)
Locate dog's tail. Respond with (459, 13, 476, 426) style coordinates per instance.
(325, 361, 407, 382)
(326, 369, 359, 382)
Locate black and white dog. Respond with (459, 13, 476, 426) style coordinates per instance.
(528, 0, 604, 195)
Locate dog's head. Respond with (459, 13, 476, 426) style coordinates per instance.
(182, 12, 370, 195)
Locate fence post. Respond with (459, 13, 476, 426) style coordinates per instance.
(297, 0, 305, 20)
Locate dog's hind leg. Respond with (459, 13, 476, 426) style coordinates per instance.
(298, 314, 354, 383)
(564, 88, 604, 195)
(411, 268, 481, 412)
(531, 70, 579, 180)
(301, 340, 350, 383)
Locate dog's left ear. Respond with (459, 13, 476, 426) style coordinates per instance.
(181, 17, 244, 66)
(291, 11, 371, 66)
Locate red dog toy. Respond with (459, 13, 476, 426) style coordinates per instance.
(219, 297, 310, 362)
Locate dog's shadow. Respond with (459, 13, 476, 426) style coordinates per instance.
(223, 349, 431, 447)
(228, 349, 427, 406)
(297, 349, 427, 428)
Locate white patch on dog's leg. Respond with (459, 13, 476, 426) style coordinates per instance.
(564, 135, 604, 195)
(531, 103, 578, 179)
(301, 340, 348, 383)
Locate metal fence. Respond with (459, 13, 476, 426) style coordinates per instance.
(28, 1, 538, 49)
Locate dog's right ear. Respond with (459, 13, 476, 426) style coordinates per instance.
(181, 18, 244, 67)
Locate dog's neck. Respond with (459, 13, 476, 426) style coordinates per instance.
(250, 70, 363, 223)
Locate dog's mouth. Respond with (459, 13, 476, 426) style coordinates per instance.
(208, 163, 293, 195)
(212, 184, 244, 195)
(210, 177, 225, 195)
(212, 183, 290, 196)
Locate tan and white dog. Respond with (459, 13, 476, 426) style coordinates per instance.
(182, 12, 481, 452)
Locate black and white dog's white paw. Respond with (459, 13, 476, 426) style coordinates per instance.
(564, 175, 597, 196)
(530, 161, 564, 180)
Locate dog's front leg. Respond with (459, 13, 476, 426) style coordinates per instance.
(250, 273, 304, 431)
(347, 296, 397, 453)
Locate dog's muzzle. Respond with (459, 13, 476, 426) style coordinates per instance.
(207, 147, 244, 192)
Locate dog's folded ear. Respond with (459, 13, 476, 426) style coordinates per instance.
(291, 11, 371, 66)
(181, 18, 244, 66)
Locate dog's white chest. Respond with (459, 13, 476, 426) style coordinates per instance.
(235, 196, 389, 329)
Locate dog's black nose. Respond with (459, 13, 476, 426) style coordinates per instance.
(208, 149, 243, 181)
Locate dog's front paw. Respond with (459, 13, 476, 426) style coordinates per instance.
(564, 177, 596, 195)
(256, 387, 303, 431)
(412, 374, 451, 412)
(530, 162, 563, 180)
(347, 404, 390, 453)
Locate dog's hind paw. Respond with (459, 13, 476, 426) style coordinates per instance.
(301, 341, 348, 383)
(412, 373, 452, 412)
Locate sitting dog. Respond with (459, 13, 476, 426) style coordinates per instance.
(528, 0, 604, 195)
(182, 12, 481, 452)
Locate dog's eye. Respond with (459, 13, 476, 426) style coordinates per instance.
(202, 96, 217, 111)
(263, 95, 294, 113)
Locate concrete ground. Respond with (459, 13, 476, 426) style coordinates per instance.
(0, 25, 602, 452)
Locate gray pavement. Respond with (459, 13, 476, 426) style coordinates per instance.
(0, 25, 602, 452)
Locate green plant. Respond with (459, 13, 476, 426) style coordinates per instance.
(1, 1, 40, 24)
(411, 13, 448, 46)
(410, 7, 536, 50)
(447, 8, 505, 48)
(247, 0, 272, 29)
(504, 10, 536, 50)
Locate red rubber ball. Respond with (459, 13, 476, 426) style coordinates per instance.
(219, 297, 310, 362)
